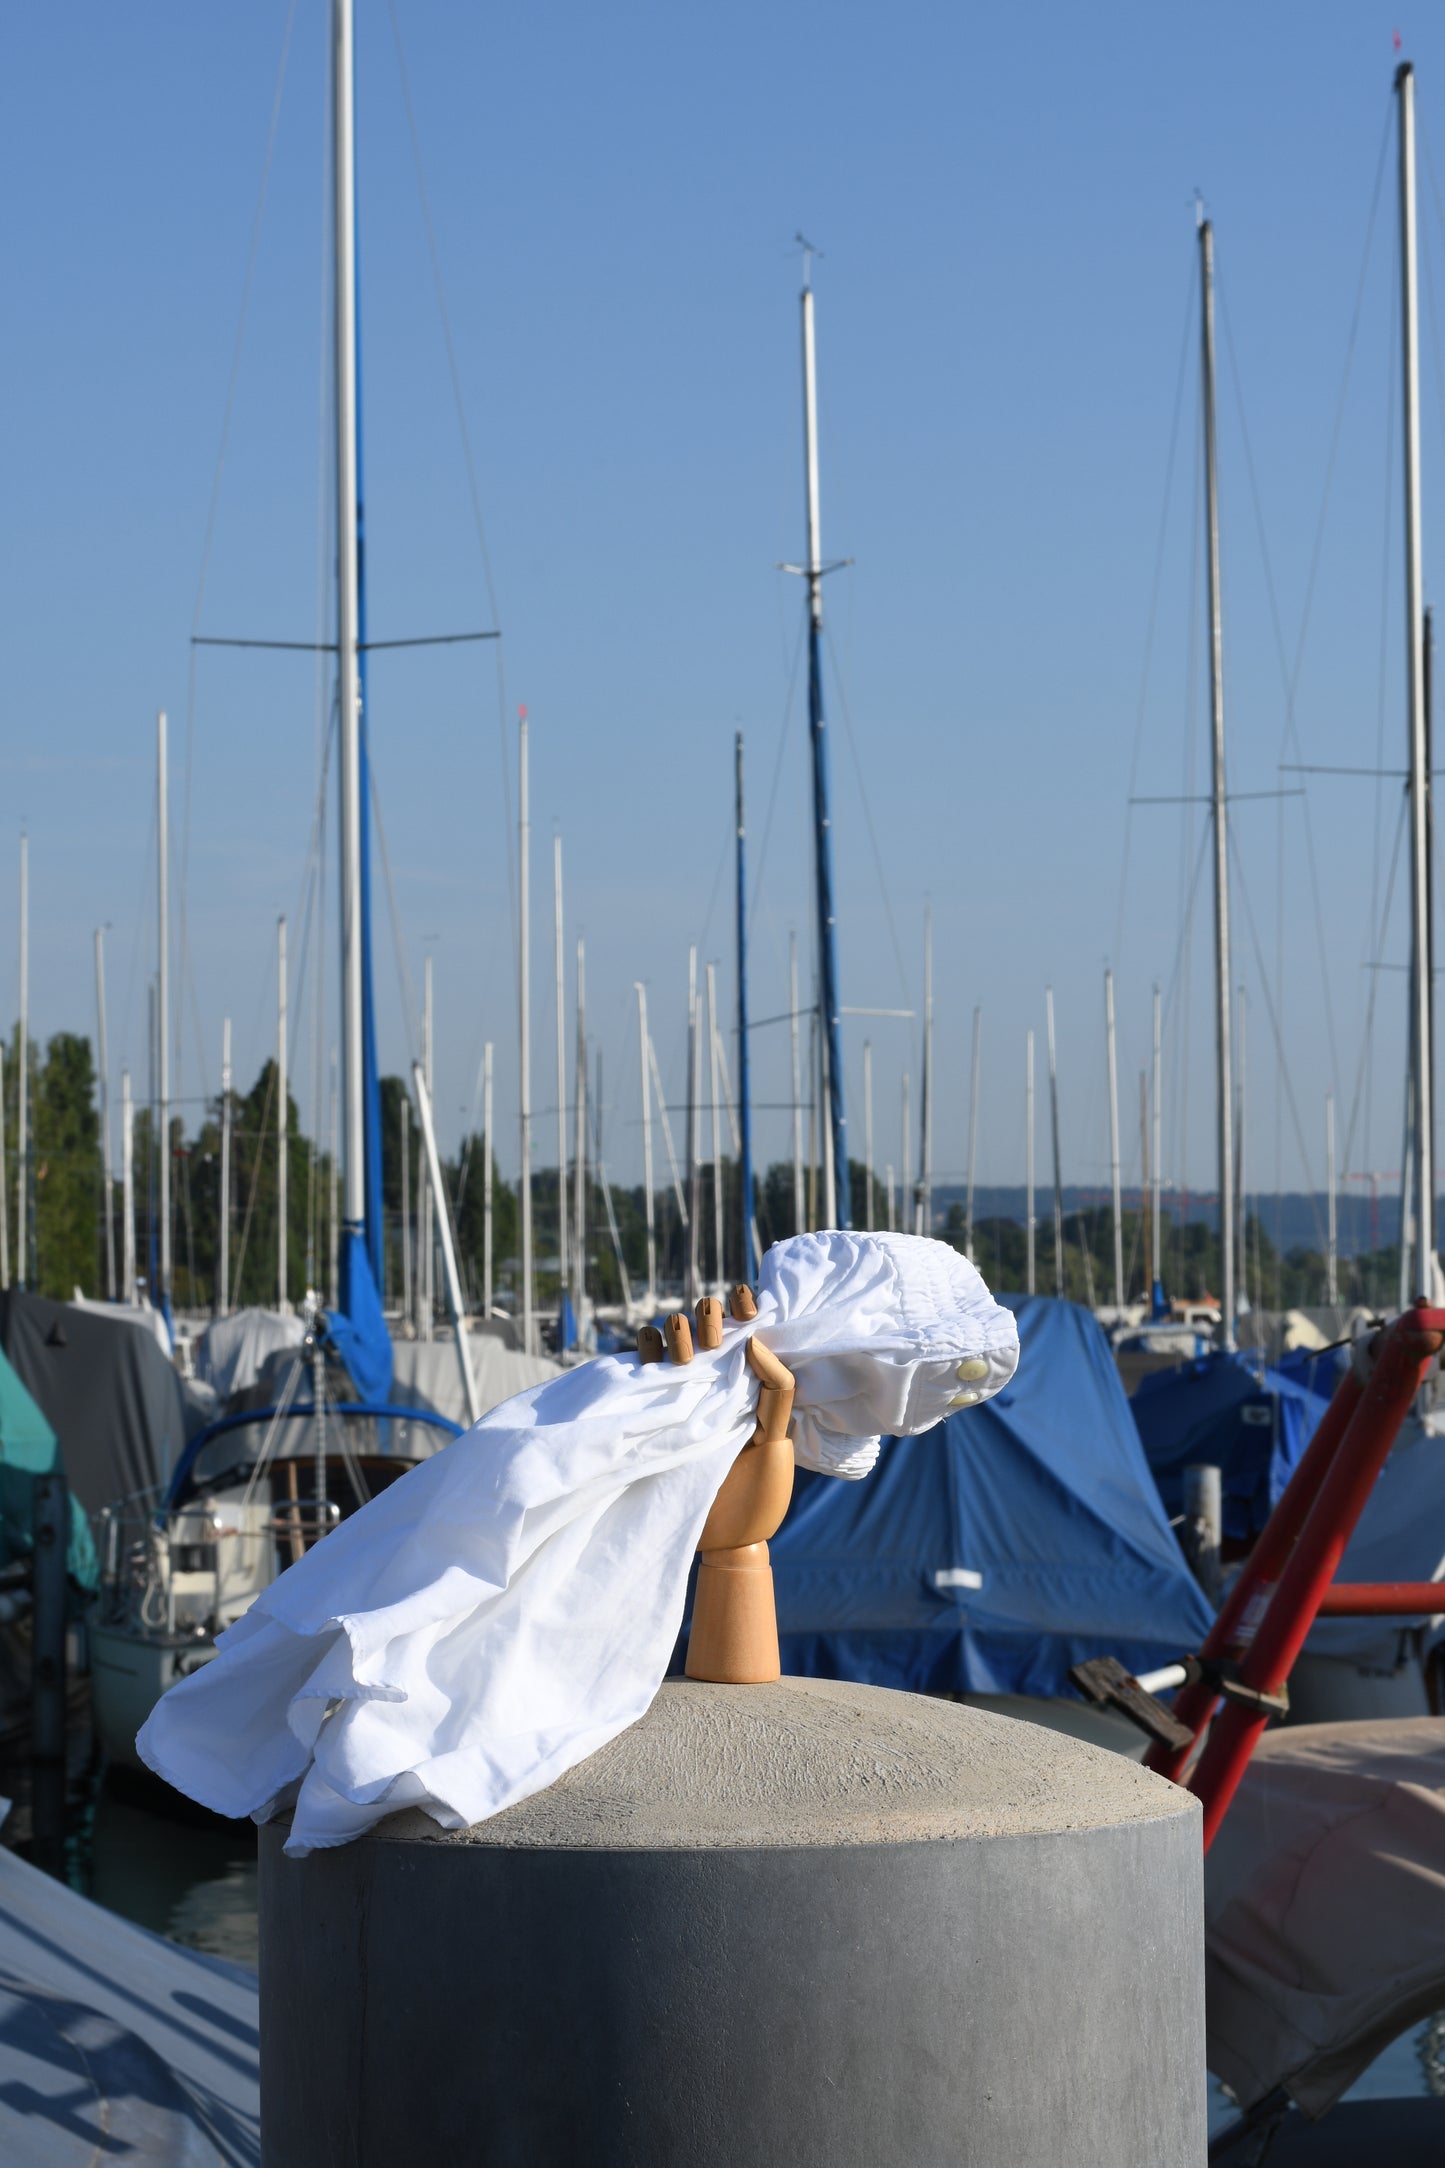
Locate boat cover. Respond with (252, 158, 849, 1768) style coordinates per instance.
(1130, 1349, 1331, 1541)
(0, 1348, 97, 1588)
(0, 1290, 192, 1513)
(0, 1838, 258, 2164)
(388, 1336, 562, 1427)
(137, 1232, 1019, 1853)
(767, 1293, 1214, 1697)
(193, 1306, 306, 1401)
(1205, 1718, 1445, 2118)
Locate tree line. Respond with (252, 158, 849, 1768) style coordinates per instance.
(0, 1022, 1401, 1314)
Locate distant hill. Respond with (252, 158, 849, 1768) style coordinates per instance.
(930, 1186, 1404, 1256)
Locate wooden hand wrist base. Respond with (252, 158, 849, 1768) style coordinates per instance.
(640, 1293, 795, 1685)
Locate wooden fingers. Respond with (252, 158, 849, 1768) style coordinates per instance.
(695, 1297, 724, 1349)
(664, 1313, 694, 1365)
(728, 1285, 758, 1321)
(746, 1335, 795, 1446)
(637, 1326, 665, 1364)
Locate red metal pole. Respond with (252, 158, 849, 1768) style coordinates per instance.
(1315, 1582, 1445, 1615)
(1144, 1362, 1364, 1783)
(1188, 1308, 1445, 1848)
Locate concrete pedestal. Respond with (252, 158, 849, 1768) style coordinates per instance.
(259, 1678, 1205, 2166)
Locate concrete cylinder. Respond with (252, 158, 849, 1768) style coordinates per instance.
(260, 1679, 1205, 2166)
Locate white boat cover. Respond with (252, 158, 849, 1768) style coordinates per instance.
(137, 1232, 1019, 1855)
(193, 1307, 306, 1399)
(388, 1335, 562, 1428)
(0, 1837, 258, 2163)
(1205, 1718, 1445, 2117)
(67, 1290, 175, 1357)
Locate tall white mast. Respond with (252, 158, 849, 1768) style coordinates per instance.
(1327, 1091, 1339, 1306)
(328, 1048, 339, 1307)
(333, 0, 365, 1276)
(686, 947, 700, 1296)
(422, 954, 434, 1340)
(553, 836, 568, 1308)
(901, 1071, 911, 1243)
(1399, 62, 1434, 1298)
(1025, 1028, 1036, 1296)
(121, 1068, 136, 1303)
(1045, 986, 1065, 1297)
(1200, 214, 1236, 1347)
(708, 962, 723, 1289)
(573, 939, 586, 1316)
(965, 1006, 981, 1264)
(1105, 966, 1124, 1310)
(636, 981, 656, 1305)
(157, 712, 171, 1310)
(917, 906, 933, 1237)
(1236, 983, 1248, 1316)
(277, 915, 289, 1311)
(863, 1039, 874, 1232)
(400, 1095, 412, 1327)
(219, 1016, 232, 1314)
(1151, 984, 1163, 1294)
(790, 932, 804, 1232)
(94, 927, 115, 1301)
(482, 1039, 494, 1319)
(518, 712, 533, 1352)
(16, 833, 27, 1288)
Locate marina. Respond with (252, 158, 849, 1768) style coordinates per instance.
(8, 5, 1445, 2162)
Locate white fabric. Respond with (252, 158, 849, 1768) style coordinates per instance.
(137, 1233, 1018, 1854)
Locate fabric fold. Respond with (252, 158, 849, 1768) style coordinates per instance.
(138, 1232, 1018, 1852)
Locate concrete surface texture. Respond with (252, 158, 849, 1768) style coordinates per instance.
(260, 1678, 1206, 2168)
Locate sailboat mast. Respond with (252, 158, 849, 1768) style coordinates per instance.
(1025, 1029, 1036, 1297)
(483, 1038, 494, 1319)
(217, 1010, 231, 1300)
(573, 941, 586, 1316)
(1151, 984, 1163, 1298)
(965, 1006, 980, 1263)
(333, 0, 365, 1264)
(1105, 967, 1123, 1309)
(917, 906, 933, 1236)
(554, 836, 568, 1310)
(863, 1039, 874, 1232)
(1199, 213, 1236, 1348)
(789, 933, 804, 1232)
(277, 915, 288, 1311)
(799, 264, 849, 1226)
(157, 712, 171, 1311)
(735, 732, 755, 1277)
(1046, 986, 1065, 1296)
(519, 712, 533, 1352)
(1399, 61, 1435, 1294)
(121, 1068, 136, 1304)
(95, 927, 115, 1301)
(16, 834, 25, 1289)
(636, 982, 656, 1305)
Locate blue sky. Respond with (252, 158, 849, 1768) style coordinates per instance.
(2, 3, 1442, 1218)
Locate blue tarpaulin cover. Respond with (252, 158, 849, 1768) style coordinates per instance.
(768, 1294, 1213, 1698)
(1130, 1350, 1330, 1543)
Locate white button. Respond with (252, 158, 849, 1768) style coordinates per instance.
(956, 1358, 989, 1383)
(949, 1389, 981, 1409)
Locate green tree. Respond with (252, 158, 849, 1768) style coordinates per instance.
(31, 1032, 101, 1298)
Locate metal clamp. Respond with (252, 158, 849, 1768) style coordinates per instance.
(1180, 1653, 1289, 1721)
(1068, 1656, 1195, 1754)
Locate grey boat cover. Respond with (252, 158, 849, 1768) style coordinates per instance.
(0, 1291, 192, 1511)
(1205, 1718, 1445, 2117)
(0, 1839, 258, 2164)
(193, 1306, 305, 1401)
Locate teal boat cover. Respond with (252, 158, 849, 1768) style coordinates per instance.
(0, 1346, 98, 1591)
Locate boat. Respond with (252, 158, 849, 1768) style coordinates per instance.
(91, 1305, 460, 1775)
